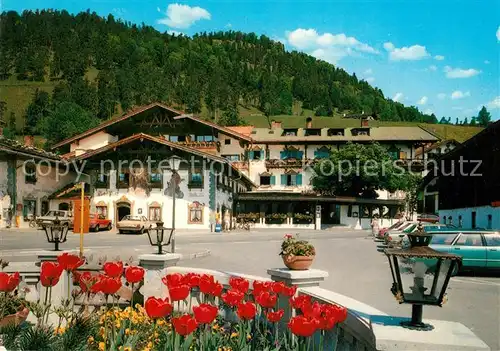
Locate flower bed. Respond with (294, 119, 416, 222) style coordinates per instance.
(265, 213, 288, 224)
(292, 213, 314, 224)
(0, 253, 347, 350)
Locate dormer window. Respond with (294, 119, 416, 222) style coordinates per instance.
(351, 128, 370, 136)
(169, 135, 187, 142)
(304, 129, 321, 136)
(282, 129, 298, 136)
(328, 128, 345, 136)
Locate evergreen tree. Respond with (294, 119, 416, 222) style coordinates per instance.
(477, 106, 491, 127)
(463, 117, 468, 125)
(470, 117, 477, 126)
(25, 89, 51, 135)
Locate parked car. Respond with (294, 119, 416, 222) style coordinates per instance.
(89, 214, 113, 232)
(116, 215, 152, 234)
(417, 213, 440, 223)
(38, 210, 74, 229)
(411, 230, 500, 275)
(385, 222, 452, 248)
(377, 221, 407, 239)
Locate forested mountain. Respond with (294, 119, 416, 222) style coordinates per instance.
(1, 9, 440, 139)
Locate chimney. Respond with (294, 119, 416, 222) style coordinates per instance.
(361, 118, 369, 127)
(305, 117, 313, 129)
(24, 135, 34, 147)
(271, 120, 282, 129)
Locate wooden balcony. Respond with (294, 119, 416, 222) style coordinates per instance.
(231, 161, 249, 171)
(176, 141, 218, 154)
(265, 158, 316, 169)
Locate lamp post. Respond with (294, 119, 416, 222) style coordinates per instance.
(146, 221, 174, 254)
(169, 156, 182, 253)
(42, 217, 70, 251)
(385, 226, 461, 330)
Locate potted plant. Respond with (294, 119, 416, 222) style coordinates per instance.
(279, 234, 316, 270)
(0, 271, 29, 327)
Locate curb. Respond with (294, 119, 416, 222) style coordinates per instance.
(179, 249, 211, 261)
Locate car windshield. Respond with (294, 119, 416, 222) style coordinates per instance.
(403, 224, 417, 233)
(45, 210, 65, 217)
(430, 233, 459, 245)
(389, 221, 405, 230)
(123, 216, 141, 221)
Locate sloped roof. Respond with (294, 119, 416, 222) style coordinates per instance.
(250, 126, 438, 143)
(0, 137, 61, 160)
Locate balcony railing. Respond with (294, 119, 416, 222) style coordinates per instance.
(265, 158, 316, 169)
(177, 141, 218, 150)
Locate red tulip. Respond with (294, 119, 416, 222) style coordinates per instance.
(252, 280, 272, 297)
(40, 262, 63, 287)
(169, 284, 190, 302)
(288, 316, 318, 337)
(78, 272, 99, 293)
(193, 303, 219, 324)
(57, 253, 85, 272)
(302, 301, 323, 320)
(162, 273, 183, 288)
(271, 281, 285, 295)
(256, 291, 277, 309)
(145, 297, 173, 319)
(221, 289, 244, 307)
(182, 273, 200, 288)
(172, 314, 198, 336)
(99, 276, 122, 295)
(266, 309, 284, 323)
(290, 295, 312, 311)
(281, 285, 297, 297)
(237, 301, 257, 320)
(125, 266, 145, 284)
(212, 282, 223, 297)
(229, 276, 249, 294)
(103, 261, 123, 278)
(0, 272, 20, 292)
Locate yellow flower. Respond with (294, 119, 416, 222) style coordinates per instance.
(125, 328, 130, 335)
(212, 324, 220, 330)
(98, 342, 106, 351)
(99, 327, 105, 336)
(147, 342, 153, 348)
(123, 347, 132, 351)
(88, 336, 94, 344)
(157, 319, 165, 326)
(231, 332, 238, 338)
(247, 334, 252, 341)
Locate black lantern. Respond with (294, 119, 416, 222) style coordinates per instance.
(385, 226, 462, 330)
(42, 217, 69, 251)
(146, 221, 174, 254)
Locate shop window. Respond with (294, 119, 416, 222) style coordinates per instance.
(25, 164, 37, 184)
(23, 199, 36, 220)
(149, 206, 161, 221)
(188, 202, 203, 224)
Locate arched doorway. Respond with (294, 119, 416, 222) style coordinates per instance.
(117, 203, 131, 221)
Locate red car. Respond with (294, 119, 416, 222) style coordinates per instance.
(89, 214, 113, 232)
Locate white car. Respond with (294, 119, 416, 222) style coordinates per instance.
(116, 215, 153, 234)
(38, 210, 74, 229)
(385, 223, 451, 248)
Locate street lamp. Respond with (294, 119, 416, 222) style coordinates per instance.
(384, 226, 461, 330)
(169, 156, 182, 253)
(42, 217, 69, 251)
(146, 221, 174, 254)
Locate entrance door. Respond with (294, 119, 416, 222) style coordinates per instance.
(117, 204, 131, 221)
(321, 204, 340, 225)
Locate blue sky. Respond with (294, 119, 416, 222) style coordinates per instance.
(4, 0, 500, 121)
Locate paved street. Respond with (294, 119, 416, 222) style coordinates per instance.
(1, 227, 499, 349)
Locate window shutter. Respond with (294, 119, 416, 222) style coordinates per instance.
(281, 174, 287, 185)
(248, 151, 254, 160)
(280, 151, 286, 159)
(270, 176, 276, 185)
(297, 151, 304, 159)
(296, 174, 302, 185)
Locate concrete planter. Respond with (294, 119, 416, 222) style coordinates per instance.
(282, 255, 315, 270)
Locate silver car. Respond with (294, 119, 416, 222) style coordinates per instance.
(37, 210, 74, 229)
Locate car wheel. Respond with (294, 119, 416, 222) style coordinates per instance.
(94, 224, 99, 232)
(118, 230, 123, 234)
(106, 223, 112, 231)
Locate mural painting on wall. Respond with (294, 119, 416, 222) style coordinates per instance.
(164, 172, 184, 199)
(130, 169, 151, 197)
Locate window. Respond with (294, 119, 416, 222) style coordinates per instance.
(224, 139, 231, 145)
(484, 233, 500, 247)
(250, 150, 262, 160)
(188, 168, 203, 189)
(388, 146, 399, 160)
(281, 174, 303, 186)
(304, 129, 321, 136)
(96, 174, 109, 188)
(96, 205, 108, 218)
(314, 147, 330, 159)
(430, 233, 459, 245)
(282, 129, 298, 136)
(458, 215, 463, 228)
(471, 211, 477, 229)
(223, 155, 240, 162)
(41, 200, 49, 216)
(328, 129, 344, 136)
(280, 149, 303, 160)
(150, 172, 162, 188)
(455, 234, 483, 247)
(23, 199, 36, 220)
(448, 216, 453, 225)
(188, 202, 203, 224)
(169, 135, 186, 142)
(149, 206, 161, 221)
(487, 214, 492, 229)
(25, 164, 37, 184)
(260, 175, 275, 186)
(118, 173, 130, 188)
(196, 135, 214, 142)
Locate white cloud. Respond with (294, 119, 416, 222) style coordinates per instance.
(484, 60, 490, 64)
(364, 68, 373, 75)
(384, 42, 430, 61)
(434, 55, 445, 61)
(393, 92, 404, 102)
(451, 90, 471, 100)
(428, 65, 437, 71)
(287, 28, 378, 63)
(423, 108, 433, 115)
(417, 96, 428, 105)
(225, 23, 232, 28)
(167, 30, 183, 36)
(444, 66, 481, 78)
(487, 96, 500, 109)
(157, 3, 211, 29)
(497, 26, 500, 41)
(365, 77, 375, 83)
(437, 93, 447, 100)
